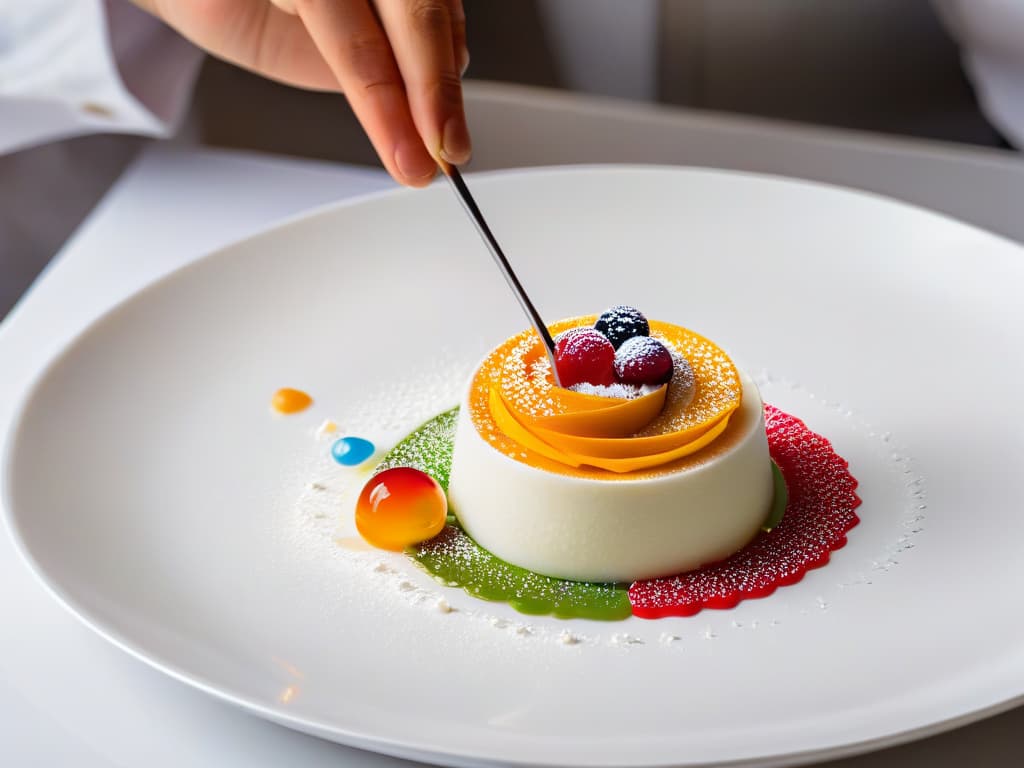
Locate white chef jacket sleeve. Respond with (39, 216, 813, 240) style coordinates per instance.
(933, 0, 1024, 147)
(0, 0, 204, 155)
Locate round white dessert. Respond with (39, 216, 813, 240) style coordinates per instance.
(447, 371, 773, 583)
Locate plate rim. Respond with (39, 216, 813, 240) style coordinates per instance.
(4, 163, 1024, 767)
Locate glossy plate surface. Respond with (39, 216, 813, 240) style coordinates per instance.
(4, 167, 1024, 767)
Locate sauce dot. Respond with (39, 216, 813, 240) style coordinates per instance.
(331, 436, 375, 466)
(272, 388, 312, 414)
(355, 467, 447, 551)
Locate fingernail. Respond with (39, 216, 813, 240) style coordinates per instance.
(458, 47, 471, 75)
(440, 117, 472, 165)
(394, 143, 436, 185)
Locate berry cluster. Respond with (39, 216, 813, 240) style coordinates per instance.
(554, 306, 674, 389)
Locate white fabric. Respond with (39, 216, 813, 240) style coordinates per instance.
(934, 0, 1024, 146)
(1, 1, 1023, 155)
(0, 0, 202, 155)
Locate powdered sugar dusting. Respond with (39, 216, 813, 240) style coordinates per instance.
(373, 407, 458, 488)
(413, 525, 632, 621)
(468, 318, 739, 477)
(753, 368, 926, 587)
(283, 354, 915, 648)
(628, 404, 862, 618)
(568, 382, 645, 399)
(343, 351, 472, 434)
(635, 332, 734, 437)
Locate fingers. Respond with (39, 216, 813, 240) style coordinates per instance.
(294, 0, 438, 186)
(447, 0, 470, 75)
(146, 1, 339, 92)
(248, 6, 339, 91)
(375, 0, 471, 165)
(146, 0, 470, 185)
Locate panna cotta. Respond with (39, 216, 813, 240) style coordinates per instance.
(447, 314, 774, 583)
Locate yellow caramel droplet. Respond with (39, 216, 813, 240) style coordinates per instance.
(355, 467, 448, 551)
(272, 388, 313, 414)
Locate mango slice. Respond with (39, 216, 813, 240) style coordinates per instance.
(489, 385, 735, 473)
(530, 409, 732, 460)
(570, 414, 733, 473)
(528, 384, 668, 439)
(488, 386, 584, 468)
(469, 316, 743, 478)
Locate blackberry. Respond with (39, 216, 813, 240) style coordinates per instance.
(594, 305, 649, 349)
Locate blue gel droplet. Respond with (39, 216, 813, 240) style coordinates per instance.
(331, 436, 375, 466)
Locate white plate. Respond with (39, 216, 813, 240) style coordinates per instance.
(4, 166, 1024, 768)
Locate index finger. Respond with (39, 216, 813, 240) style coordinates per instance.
(294, 0, 437, 186)
(375, 0, 471, 164)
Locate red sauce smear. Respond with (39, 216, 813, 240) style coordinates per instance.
(629, 404, 861, 618)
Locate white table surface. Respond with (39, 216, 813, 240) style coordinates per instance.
(2, 143, 1023, 767)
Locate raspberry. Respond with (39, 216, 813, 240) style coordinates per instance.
(614, 336, 674, 385)
(555, 327, 616, 387)
(594, 306, 650, 349)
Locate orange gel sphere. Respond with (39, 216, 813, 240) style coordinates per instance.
(355, 467, 448, 551)
(272, 387, 313, 414)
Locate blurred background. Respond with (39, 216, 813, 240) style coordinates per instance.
(0, 0, 1016, 317)
(197, 0, 1007, 161)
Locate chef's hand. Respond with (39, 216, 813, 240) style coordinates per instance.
(132, 0, 470, 186)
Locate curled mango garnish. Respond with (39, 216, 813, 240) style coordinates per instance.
(529, 384, 668, 439)
(471, 317, 743, 476)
